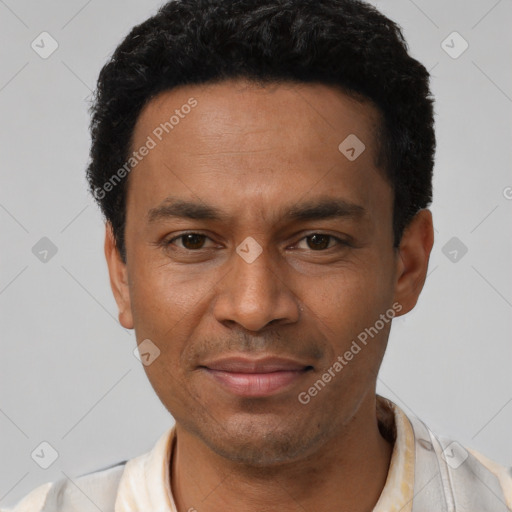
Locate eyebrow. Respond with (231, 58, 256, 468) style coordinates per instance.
(147, 195, 366, 224)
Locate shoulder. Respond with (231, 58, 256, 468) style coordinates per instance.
(407, 412, 512, 511)
(1, 461, 127, 512)
(0, 483, 53, 512)
(2, 426, 176, 512)
(466, 445, 512, 506)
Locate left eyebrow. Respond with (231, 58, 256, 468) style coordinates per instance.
(146, 195, 367, 225)
(283, 197, 367, 222)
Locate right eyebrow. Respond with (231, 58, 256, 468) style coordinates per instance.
(147, 197, 230, 224)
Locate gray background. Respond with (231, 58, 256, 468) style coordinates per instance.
(1, 0, 511, 507)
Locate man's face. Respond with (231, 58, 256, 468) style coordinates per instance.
(109, 79, 406, 465)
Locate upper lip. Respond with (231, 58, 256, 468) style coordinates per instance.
(201, 356, 312, 373)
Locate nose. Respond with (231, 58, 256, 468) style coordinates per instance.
(212, 240, 301, 332)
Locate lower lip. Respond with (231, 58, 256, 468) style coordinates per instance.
(203, 368, 308, 397)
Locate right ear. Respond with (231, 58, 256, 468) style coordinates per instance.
(104, 222, 134, 329)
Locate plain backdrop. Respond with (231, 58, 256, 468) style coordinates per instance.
(1, 0, 511, 507)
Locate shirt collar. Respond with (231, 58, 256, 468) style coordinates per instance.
(115, 395, 415, 512)
(372, 395, 416, 512)
(114, 425, 178, 511)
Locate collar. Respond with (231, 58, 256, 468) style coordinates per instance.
(373, 395, 415, 512)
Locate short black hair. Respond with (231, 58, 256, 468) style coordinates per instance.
(86, 0, 435, 262)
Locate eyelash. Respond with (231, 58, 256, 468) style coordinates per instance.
(164, 231, 351, 251)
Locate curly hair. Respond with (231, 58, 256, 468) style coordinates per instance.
(86, 0, 435, 262)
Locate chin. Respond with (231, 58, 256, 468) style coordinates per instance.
(195, 413, 327, 467)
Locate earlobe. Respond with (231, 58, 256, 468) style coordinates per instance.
(104, 223, 134, 329)
(393, 209, 434, 316)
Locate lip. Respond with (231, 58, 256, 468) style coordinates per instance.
(202, 356, 312, 373)
(200, 356, 313, 397)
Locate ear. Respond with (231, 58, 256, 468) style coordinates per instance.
(393, 209, 434, 316)
(104, 222, 134, 329)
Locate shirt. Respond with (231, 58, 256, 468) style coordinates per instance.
(3, 395, 511, 511)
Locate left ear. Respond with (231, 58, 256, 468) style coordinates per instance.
(392, 209, 434, 316)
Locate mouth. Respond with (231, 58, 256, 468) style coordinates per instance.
(199, 356, 314, 397)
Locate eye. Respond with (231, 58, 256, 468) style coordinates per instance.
(295, 233, 347, 251)
(167, 232, 214, 250)
(163, 232, 349, 253)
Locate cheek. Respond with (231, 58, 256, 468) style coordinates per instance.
(130, 266, 202, 407)
(321, 257, 392, 303)
(127, 259, 219, 396)
(128, 257, 210, 331)
(310, 256, 395, 345)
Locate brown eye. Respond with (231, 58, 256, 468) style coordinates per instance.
(169, 233, 209, 250)
(293, 233, 350, 252)
(306, 234, 332, 250)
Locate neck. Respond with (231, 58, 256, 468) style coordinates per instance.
(170, 394, 393, 512)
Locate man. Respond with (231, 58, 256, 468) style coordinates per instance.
(4, 0, 511, 511)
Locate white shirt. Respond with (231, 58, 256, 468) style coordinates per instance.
(3, 395, 511, 511)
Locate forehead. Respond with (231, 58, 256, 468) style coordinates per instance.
(134, 79, 381, 157)
(126, 78, 390, 226)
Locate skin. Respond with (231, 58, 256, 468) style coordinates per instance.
(105, 78, 434, 512)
